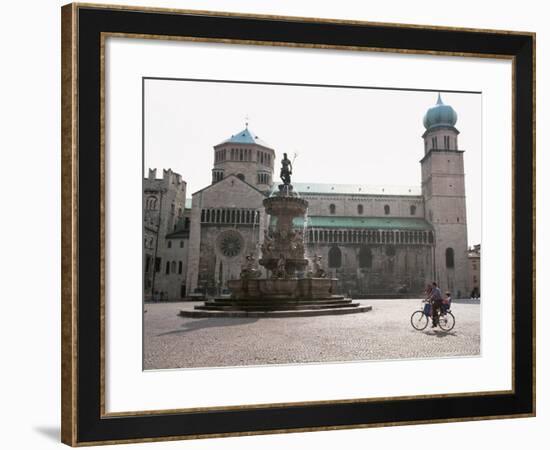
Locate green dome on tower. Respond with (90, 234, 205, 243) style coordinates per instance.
(423, 93, 458, 130)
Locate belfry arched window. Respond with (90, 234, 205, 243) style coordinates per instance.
(410, 205, 416, 215)
(329, 204, 336, 215)
(357, 204, 364, 215)
(358, 246, 372, 268)
(384, 204, 390, 215)
(445, 247, 455, 268)
(328, 246, 342, 268)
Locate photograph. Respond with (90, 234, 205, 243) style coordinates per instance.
(142, 79, 482, 370)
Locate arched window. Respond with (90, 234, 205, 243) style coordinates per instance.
(167, 240, 172, 249)
(171, 261, 176, 273)
(329, 204, 336, 215)
(446, 247, 455, 268)
(237, 173, 245, 181)
(146, 196, 157, 210)
(384, 204, 390, 215)
(328, 246, 342, 268)
(357, 204, 364, 215)
(358, 246, 372, 268)
(410, 205, 416, 215)
(178, 261, 183, 274)
(165, 261, 170, 274)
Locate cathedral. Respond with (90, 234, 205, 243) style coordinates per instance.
(143, 94, 472, 300)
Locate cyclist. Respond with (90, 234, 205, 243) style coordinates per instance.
(442, 291, 452, 313)
(428, 282, 443, 328)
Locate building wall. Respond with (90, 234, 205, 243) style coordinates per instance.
(301, 194, 425, 218)
(186, 175, 268, 294)
(305, 242, 433, 296)
(143, 168, 187, 301)
(468, 245, 481, 297)
(212, 142, 275, 191)
(422, 146, 469, 297)
(153, 236, 189, 300)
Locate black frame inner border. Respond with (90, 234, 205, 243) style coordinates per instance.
(75, 5, 534, 444)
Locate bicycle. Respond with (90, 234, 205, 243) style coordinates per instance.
(410, 300, 455, 332)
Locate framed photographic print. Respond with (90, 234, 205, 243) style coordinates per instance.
(61, 2, 535, 446)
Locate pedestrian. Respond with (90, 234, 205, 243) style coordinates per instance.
(429, 282, 443, 327)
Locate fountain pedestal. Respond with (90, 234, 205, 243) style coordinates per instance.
(180, 176, 371, 317)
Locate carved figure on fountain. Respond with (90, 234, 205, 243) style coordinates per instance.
(308, 254, 327, 279)
(240, 253, 261, 280)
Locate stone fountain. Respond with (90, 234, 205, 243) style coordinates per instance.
(180, 154, 371, 317)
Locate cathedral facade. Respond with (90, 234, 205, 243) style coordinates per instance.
(143, 94, 471, 300)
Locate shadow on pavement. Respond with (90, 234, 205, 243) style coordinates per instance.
(422, 330, 458, 337)
(157, 317, 259, 337)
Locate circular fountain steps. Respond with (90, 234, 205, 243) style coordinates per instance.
(178, 298, 372, 318)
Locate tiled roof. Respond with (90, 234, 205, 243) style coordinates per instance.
(218, 128, 272, 148)
(291, 216, 432, 230)
(292, 182, 421, 196)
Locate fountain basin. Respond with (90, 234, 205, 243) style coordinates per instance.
(227, 277, 337, 300)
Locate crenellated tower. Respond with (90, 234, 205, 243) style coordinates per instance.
(421, 94, 469, 297)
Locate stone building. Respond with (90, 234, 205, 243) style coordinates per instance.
(143, 168, 189, 301)
(468, 244, 481, 298)
(144, 94, 472, 300)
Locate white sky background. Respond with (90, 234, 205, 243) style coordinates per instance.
(144, 80, 481, 246)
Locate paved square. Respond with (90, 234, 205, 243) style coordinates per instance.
(144, 299, 480, 370)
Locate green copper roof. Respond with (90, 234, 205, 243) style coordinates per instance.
(423, 93, 458, 130)
(218, 127, 272, 148)
(293, 182, 421, 196)
(291, 216, 433, 230)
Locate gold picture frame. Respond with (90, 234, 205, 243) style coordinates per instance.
(61, 2, 535, 446)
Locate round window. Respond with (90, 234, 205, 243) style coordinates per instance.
(217, 230, 244, 258)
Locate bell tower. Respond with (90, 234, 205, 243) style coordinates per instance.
(421, 94, 468, 297)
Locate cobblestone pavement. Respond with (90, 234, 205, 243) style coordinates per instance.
(143, 299, 480, 370)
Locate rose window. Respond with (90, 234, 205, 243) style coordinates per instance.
(218, 231, 243, 258)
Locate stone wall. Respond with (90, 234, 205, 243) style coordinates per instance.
(300, 193, 425, 218)
(186, 175, 267, 294)
(305, 242, 433, 297)
(143, 169, 187, 301)
(422, 150, 469, 297)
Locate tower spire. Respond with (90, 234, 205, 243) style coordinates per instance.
(436, 92, 443, 105)
(245, 114, 249, 129)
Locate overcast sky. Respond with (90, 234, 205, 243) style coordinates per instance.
(144, 79, 481, 246)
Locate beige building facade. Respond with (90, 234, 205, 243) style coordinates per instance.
(144, 94, 475, 300)
(468, 244, 481, 298)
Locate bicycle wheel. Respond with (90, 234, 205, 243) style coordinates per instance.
(438, 311, 455, 332)
(410, 310, 428, 330)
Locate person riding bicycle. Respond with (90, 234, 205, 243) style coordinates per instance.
(442, 291, 452, 313)
(428, 282, 443, 328)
